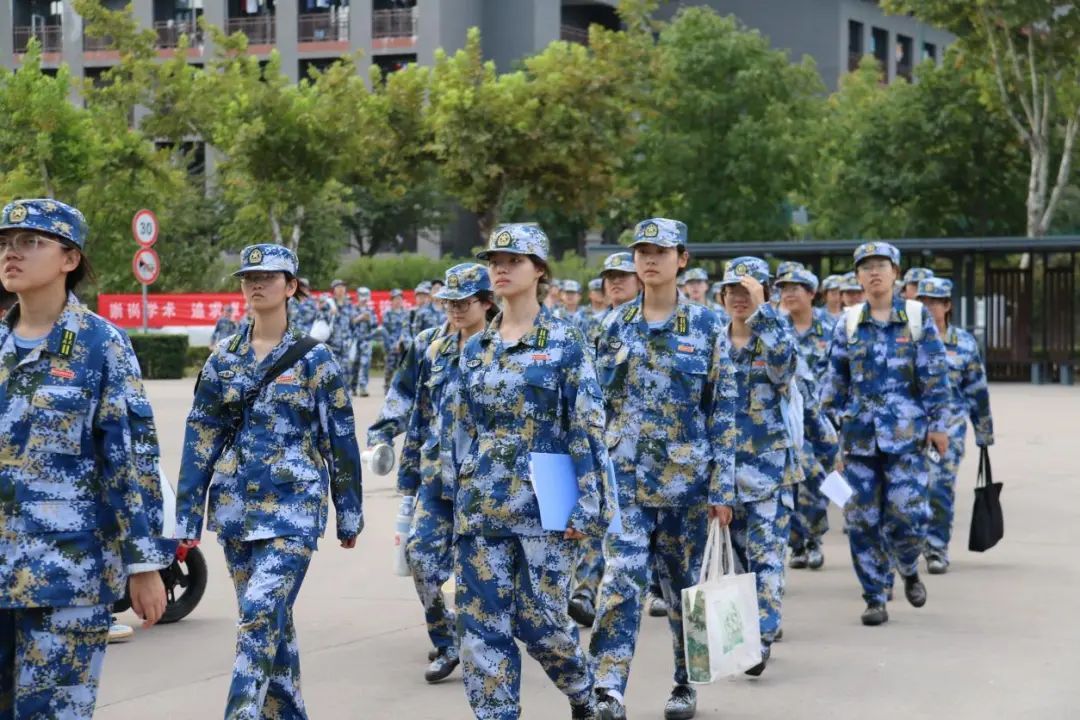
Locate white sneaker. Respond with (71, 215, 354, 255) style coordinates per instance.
(108, 621, 134, 644)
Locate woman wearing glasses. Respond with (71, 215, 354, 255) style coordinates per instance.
(175, 243, 363, 719)
(0, 199, 168, 719)
(396, 263, 497, 684)
(446, 224, 615, 720)
(822, 242, 950, 627)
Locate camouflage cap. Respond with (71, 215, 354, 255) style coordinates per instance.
(821, 274, 843, 291)
(562, 279, 582, 293)
(718, 256, 771, 286)
(356, 286, 371, 297)
(683, 268, 709, 282)
(588, 278, 603, 292)
(839, 272, 863, 292)
(629, 218, 688, 248)
(854, 241, 901, 266)
(903, 267, 935, 285)
(415, 281, 433, 295)
(776, 260, 806, 276)
(775, 268, 820, 293)
(476, 223, 550, 262)
(234, 243, 298, 277)
(601, 252, 636, 275)
(390, 288, 403, 298)
(916, 277, 953, 298)
(330, 278, 346, 288)
(437, 262, 492, 301)
(0, 198, 88, 249)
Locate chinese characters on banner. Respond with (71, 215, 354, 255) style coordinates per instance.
(98, 291, 415, 329)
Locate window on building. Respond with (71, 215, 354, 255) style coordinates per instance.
(848, 20, 864, 72)
(870, 27, 889, 78)
(923, 42, 937, 62)
(896, 34, 913, 81)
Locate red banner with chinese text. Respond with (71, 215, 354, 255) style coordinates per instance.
(97, 291, 414, 328)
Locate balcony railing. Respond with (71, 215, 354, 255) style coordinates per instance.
(83, 33, 115, 52)
(14, 25, 63, 54)
(560, 25, 590, 46)
(154, 21, 204, 50)
(225, 15, 276, 46)
(299, 13, 348, 43)
(372, 9, 415, 39)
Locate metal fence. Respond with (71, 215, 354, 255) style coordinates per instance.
(14, 25, 63, 53)
(299, 13, 349, 43)
(225, 15, 276, 46)
(154, 21, 203, 49)
(372, 9, 415, 39)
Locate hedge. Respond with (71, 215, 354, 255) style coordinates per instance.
(128, 334, 189, 379)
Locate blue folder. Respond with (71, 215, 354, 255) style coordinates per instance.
(530, 453, 623, 534)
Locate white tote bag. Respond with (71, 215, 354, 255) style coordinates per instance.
(309, 318, 332, 342)
(682, 520, 762, 683)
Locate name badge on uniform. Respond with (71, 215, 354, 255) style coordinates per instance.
(467, 359, 482, 369)
(219, 370, 236, 379)
(897, 336, 910, 344)
(532, 353, 550, 362)
(49, 368, 75, 380)
(677, 344, 694, 353)
(752, 360, 767, 368)
(276, 374, 295, 384)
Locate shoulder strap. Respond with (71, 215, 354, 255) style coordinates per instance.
(905, 299, 924, 342)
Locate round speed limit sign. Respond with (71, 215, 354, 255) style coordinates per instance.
(132, 209, 159, 248)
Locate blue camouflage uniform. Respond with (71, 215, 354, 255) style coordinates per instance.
(211, 313, 239, 346)
(176, 244, 363, 720)
(821, 243, 951, 606)
(0, 198, 169, 720)
(718, 257, 799, 651)
(903, 267, 935, 293)
(326, 281, 358, 367)
(590, 218, 738, 699)
(367, 321, 447, 451)
(444, 224, 615, 720)
(777, 269, 839, 557)
(399, 264, 493, 667)
(289, 285, 318, 335)
(351, 289, 378, 395)
(411, 282, 443, 338)
(916, 279, 994, 566)
(381, 294, 412, 389)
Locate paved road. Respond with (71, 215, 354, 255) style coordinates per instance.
(95, 381, 1078, 720)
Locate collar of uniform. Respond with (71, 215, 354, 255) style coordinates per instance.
(855, 298, 907, 325)
(944, 325, 958, 345)
(2, 292, 83, 358)
(632, 293, 691, 334)
(481, 305, 555, 349)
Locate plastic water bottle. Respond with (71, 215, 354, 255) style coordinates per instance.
(394, 495, 416, 577)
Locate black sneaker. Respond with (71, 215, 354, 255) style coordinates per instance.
(664, 684, 697, 720)
(427, 647, 438, 661)
(424, 648, 460, 683)
(744, 644, 771, 677)
(789, 545, 808, 569)
(861, 603, 889, 626)
(595, 690, 626, 720)
(568, 595, 596, 628)
(902, 573, 927, 608)
(648, 594, 669, 618)
(571, 699, 596, 719)
(806, 542, 824, 570)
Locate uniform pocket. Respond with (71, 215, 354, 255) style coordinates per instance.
(523, 365, 560, 420)
(18, 500, 99, 533)
(30, 386, 90, 455)
(671, 354, 708, 407)
(29, 605, 109, 698)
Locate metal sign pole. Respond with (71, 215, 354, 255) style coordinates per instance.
(142, 283, 149, 333)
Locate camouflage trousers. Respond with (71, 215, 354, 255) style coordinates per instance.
(0, 604, 109, 720)
(590, 503, 709, 695)
(571, 537, 604, 604)
(844, 451, 929, 604)
(926, 421, 969, 564)
(455, 534, 592, 720)
(790, 466, 830, 549)
(406, 483, 455, 652)
(384, 347, 404, 389)
(353, 342, 372, 393)
(730, 487, 794, 648)
(222, 537, 313, 720)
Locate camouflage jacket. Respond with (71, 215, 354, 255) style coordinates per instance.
(410, 303, 443, 338)
(327, 302, 358, 359)
(596, 296, 737, 508)
(728, 304, 800, 502)
(821, 298, 951, 457)
(351, 302, 378, 345)
(941, 325, 994, 446)
(367, 324, 446, 449)
(0, 296, 169, 608)
(290, 297, 319, 335)
(176, 328, 363, 546)
(446, 307, 615, 537)
(381, 308, 412, 351)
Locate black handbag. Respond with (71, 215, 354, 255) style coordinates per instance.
(968, 446, 1004, 552)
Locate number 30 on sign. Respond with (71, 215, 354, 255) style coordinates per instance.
(132, 209, 159, 248)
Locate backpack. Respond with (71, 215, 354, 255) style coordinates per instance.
(845, 299, 924, 343)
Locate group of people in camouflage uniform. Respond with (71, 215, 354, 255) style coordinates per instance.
(0, 196, 994, 720)
(370, 221, 995, 720)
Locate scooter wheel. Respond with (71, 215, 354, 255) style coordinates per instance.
(160, 545, 208, 624)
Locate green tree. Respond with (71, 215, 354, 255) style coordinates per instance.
(883, 0, 1080, 237)
(806, 53, 1027, 239)
(621, 8, 825, 242)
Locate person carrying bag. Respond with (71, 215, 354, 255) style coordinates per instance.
(683, 519, 762, 683)
(968, 446, 1004, 552)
